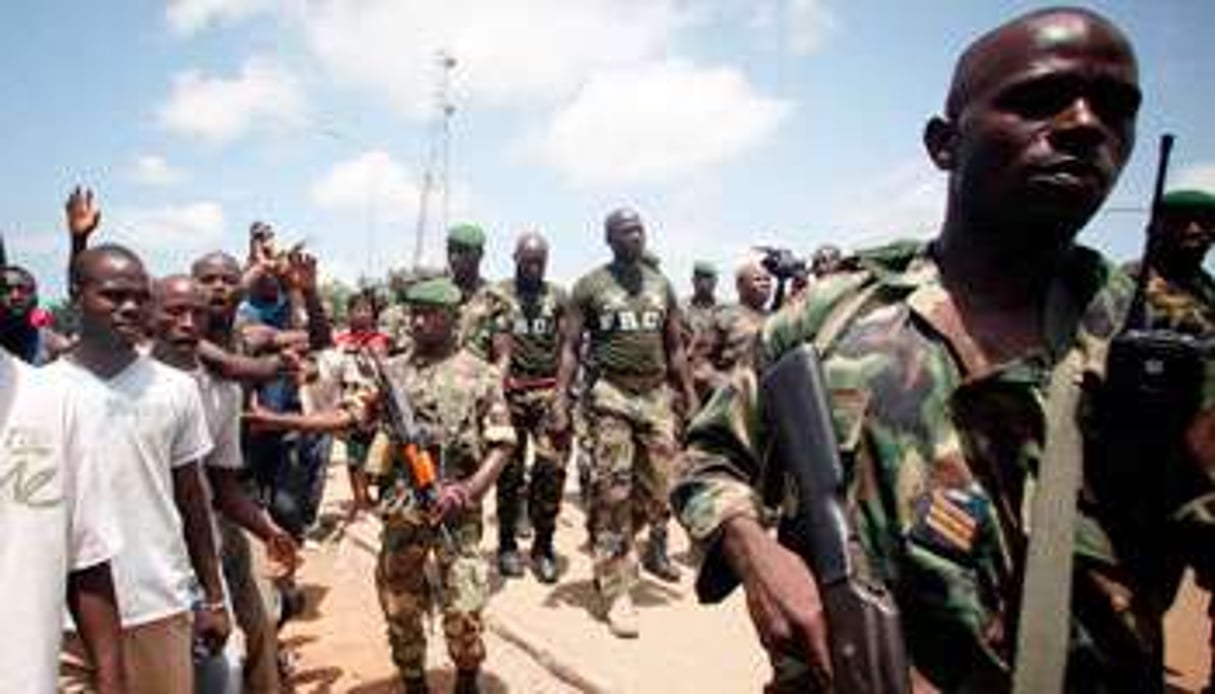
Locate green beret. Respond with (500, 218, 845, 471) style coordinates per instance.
(403, 277, 462, 307)
(447, 223, 486, 248)
(1161, 189, 1215, 213)
(692, 261, 717, 276)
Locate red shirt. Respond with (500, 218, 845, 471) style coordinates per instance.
(334, 328, 390, 355)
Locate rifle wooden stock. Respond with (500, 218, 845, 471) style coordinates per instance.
(362, 350, 453, 547)
(760, 345, 910, 694)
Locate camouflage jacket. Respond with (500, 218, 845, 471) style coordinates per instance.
(707, 303, 767, 372)
(379, 347, 516, 512)
(1139, 263, 1215, 336)
(673, 241, 1215, 691)
(457, 279, 509, 360)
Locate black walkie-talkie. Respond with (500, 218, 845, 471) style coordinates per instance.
(1095, 133, 1211, 691)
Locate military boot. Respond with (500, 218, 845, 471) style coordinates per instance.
(604, 591, 639, 639)
(497, 546, 524, 578)
(516, 497, 533, 539)
(530, 530, 559, 584)
(497, 523, 524, 578)
(454, 668, 481, 694)
(641, 525, 681, 582)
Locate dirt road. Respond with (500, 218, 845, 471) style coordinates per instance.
(280, 462, 1209, 692)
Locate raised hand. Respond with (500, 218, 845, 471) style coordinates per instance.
(283, 251, 318, 292)
(65, 186, 101, 240)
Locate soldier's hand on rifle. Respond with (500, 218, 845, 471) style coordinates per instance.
(434, 481, 472, 521)
(1187, 407, 1215, 472)
(65, 186, 101, 240)
(722, 515, 833, 687)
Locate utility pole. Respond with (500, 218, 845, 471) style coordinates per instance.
(413, 50, 457, 270)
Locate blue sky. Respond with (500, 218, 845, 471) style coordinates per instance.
(2, 0, 1212, 302)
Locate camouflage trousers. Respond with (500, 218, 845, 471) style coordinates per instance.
(376, 509, 488, 679)
(586, 377, 680, 599)
(497, 386, 569, 547)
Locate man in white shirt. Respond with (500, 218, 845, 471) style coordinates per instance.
(151, 273, 300, 692)
(53, 244, 230, 694)
(0, 277, 125, 693)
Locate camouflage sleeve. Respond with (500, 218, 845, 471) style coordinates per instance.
(570, 272, 595, 317)
(671, 357, 769, 602)
(478, 364, 517, 450)
(673, 272, 881, 602)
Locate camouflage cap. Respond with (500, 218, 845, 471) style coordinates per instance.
(1161, 189, 1215, 213)
(447, 223, 486, 248)
(692, 261, 717, 276)
(403, 277, 462, 307)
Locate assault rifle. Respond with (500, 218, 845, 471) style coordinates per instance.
(1093, 134, 1213, 691)
(360, 349, 455, 550)
(760, 345, 910, 693)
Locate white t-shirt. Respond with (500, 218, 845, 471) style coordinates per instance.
(0, 351, 122, 693)
(192, 366, 243, 473)
(301, 348, 345, 415)
(50, 355, 214, 628)
(189, 366, 243, 550)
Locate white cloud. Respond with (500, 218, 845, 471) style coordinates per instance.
(109, 201, 226, 252)
(743, 0, 837, 56)
(787, 0, 837, 55)
(829, 160, 946, 244)
(158, 59, 305, 143)
(530, 60, 791, 187)
(1174, 163, 1215, 193)
(129, 154, 186, 186)
(297, 0, 686, 117)
(167, 0, 274, 36)
(309, 150, 475, 271)
(309, 150, 422, 222)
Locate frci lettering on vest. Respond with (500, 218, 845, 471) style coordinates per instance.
(598, 310, 663, 332)
(512, 317, 554, 335)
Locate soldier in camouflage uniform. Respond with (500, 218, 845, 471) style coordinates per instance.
(1138, 188, 1215, 691)
(489, 232, 570, 583)
(682, 261, 719, 402)
(446, 223, 506, 361)
(551, 208, 699, 638)
(671, 9, 1215, 692)
(374, 278, 516, 694)
(1134, 189, 1215, 336)
(697, 259, 772, 396)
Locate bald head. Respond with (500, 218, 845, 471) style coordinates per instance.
(152, 274, 207, 352)
(72, 244, 150, 349)
(604, 207, 646, 264)
(191, 251, 240, 278)
(736, 259, 773, 311)
(925, 6, 1140, 249)
(71, 244, 146, 295)
(946, 7, 1136, 118)
(514, 231, 550, 287)
(514, 231, 549, 257)
(153, 274, 198, 304)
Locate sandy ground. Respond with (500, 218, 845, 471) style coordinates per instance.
(280, 457, 1209, 693)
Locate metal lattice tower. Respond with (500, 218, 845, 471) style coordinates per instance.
(413, 50, 457, 270)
